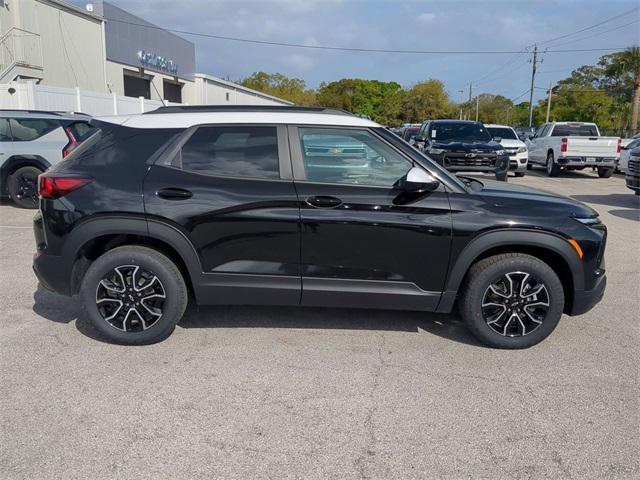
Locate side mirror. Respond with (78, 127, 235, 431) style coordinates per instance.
(397, 167, 439, 193)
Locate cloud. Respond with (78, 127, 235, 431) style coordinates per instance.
(417, 12, 436, 23)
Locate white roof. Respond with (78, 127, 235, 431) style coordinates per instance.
(98, 111, 381, 129)
(484, 124, 515, 129)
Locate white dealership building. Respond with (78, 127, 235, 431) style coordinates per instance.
(0, 0, 292, 113)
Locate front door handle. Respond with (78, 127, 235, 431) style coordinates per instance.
(306, 195, 342, 208)
(156, 187, 193, 200)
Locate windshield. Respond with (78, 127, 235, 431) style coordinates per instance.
(428, 122, 492, 143)
(486, 127, 517, 140)
(551, 124, 598, 136)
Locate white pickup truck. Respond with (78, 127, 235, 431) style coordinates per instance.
(525, 122, 620, 177)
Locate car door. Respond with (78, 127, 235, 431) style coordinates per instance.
(0, 118, 13, 167)
(527, 124, 546, 164)
(144, 124, 301, 305)
(289, 125, 452, 311)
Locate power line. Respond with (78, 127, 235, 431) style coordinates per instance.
(548, 19, 640, 48)
(102, 17, 630, 55)
(537, 7, 638, 46)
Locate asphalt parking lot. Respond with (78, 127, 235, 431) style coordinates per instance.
(1, 169, 638, 479)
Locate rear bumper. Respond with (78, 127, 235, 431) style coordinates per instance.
(568, 271, 606, 316)
(33, 251, 71, 296)
(559, 156, 616, 167)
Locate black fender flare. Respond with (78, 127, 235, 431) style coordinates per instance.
(437, 229, 583, 313)
(63, 216, 203, 291)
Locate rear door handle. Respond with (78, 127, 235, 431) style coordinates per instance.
(306, 195, 342, 208)
(156, 187, 193, 200)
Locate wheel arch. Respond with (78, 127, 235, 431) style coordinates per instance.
(439, 229, 582, 313)
(1, 155, 51, 195)
(65, 217, 202, 298)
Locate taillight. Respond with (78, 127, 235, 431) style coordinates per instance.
(62, 127, 78, 158)
(560, 137, 568, 153)
(616, 138, 621, 154)
(38, 174, 93, 199)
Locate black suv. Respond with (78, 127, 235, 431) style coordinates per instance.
(413, 120, 509, 181)
(33, 106, 607, 348)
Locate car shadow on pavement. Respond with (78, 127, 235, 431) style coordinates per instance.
(608, 209, 640, 222)
(526, 169, 602, 180)
(32, 286, 481, 347)
(571, 194, 640, 209)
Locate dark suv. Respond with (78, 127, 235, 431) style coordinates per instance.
(413, 120, 509, 181)
(33, 106, 607, 348)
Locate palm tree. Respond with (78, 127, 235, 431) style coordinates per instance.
(602, 47, 640, 133)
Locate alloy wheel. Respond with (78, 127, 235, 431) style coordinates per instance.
(481, 271, 550, 337)
(95, 265, 166, 332)
(16, 171, 38, 205)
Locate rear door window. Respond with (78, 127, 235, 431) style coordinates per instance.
(8, 118, 60, 141)
(179, 126, 280, 179)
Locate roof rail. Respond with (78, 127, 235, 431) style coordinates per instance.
(145, 105, 353, 116)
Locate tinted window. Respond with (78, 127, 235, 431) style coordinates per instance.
(402, 127, 419, 140)
(299, 127, 412, 187)
(180, 126, 279, 179)
(9, 118, 60, 141)
(0, 118, 10, 141)
(551, 124, 598, 136)
(428, 122, 492, 143)
(486, 127, 517, 140)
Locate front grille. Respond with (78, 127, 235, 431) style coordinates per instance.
(504, 147, 518, 154)
(628, 158, 640, 175)
(444, 152, 496, 167)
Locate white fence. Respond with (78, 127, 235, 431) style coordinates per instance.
(0, 82, 181, 116)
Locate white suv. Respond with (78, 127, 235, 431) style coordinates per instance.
(0, 110, 94, 208)
(485, 124, 528, 177)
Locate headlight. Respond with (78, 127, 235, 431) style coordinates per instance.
(429, 148, 445, 154)
(496, 149, 506, 155)
(517, 146, 527, 153)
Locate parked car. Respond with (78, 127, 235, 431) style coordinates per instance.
(620, 132, 640, 148)
(33, 105, 607, 349)
(485, 124, 528, 177)
(514, 126, 536, 141)
(618, 138, 640, 173)
(401, 124, 421, 143)
(625, 147, 640, 195)
(525, 122, 620, 177)
(413, 120, 509, 181)
(0, 110, 95, 208)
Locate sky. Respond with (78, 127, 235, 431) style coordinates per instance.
(89, 0, 639, 105)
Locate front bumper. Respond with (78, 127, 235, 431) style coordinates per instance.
(508, 152, 528, 172)
(625, 174, 640, 191)
(558, 156, 616, 167)
(568, 271, 606, 316)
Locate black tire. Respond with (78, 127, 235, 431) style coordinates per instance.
(526, 162, 533, 170)
(546, 152, 560, 177)
(597, 167, 614, 178)
(80, 246, 188, 345)
(495, 171, 508, 182)
(514, 171, 526, 178)
(8, 166, 42, 209)
(459, 253, 564, 349)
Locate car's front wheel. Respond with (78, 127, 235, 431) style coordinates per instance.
(459, 253, 564, 349)
(8, 166, 42, 209)
(80, 246, 188, 345)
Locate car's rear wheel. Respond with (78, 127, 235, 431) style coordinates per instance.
(546, 152, 560, 177)
(8, 166, 41, 209)
(597, 167, 614, 178)
(80, 246, 188, 345)
(459, 253, 564, 349)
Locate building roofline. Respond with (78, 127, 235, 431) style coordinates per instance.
(37, 0, 104, 22)
(194, 74, 294, 105)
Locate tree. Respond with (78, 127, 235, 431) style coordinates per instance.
(239, 72, 316, 105)
(401, 79, 455, 123)
(599, 47, 640, 132)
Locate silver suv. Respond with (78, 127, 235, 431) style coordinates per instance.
(0, 110, 94, 208)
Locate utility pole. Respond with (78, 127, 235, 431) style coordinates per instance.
(545, 80, 553, 123)
(527, 44, 542, 127)
(468, 82, 473, 121)
(475, 95, 479, 122)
